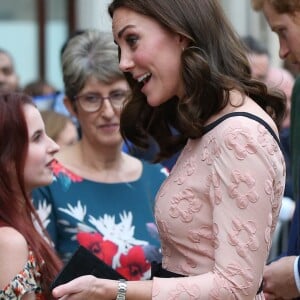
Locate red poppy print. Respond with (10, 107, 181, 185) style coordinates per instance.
(77, 232, 118, 266)
(51, 160, 82, 182)
(116, 246, 151, 280)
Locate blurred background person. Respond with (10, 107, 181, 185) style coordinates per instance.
(32, 30, 168, 281)
(23, 79, 57, 97)
(242, 35, 270, 82)
(24, 78, 58, 111)
(40, 110, 78, 149)
(0, 48, 19, 92)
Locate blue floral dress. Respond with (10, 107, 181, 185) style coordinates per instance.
(32, 160, 168, 281)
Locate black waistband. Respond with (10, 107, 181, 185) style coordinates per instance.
(151, 262, 184, 278)
(151, 262, 263, 295)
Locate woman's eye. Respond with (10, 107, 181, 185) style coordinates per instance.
(277, 28, 286, 38)
(33, 132, 42, 142)
(126, 35, 138, 47)
(85, 95, 98, 103)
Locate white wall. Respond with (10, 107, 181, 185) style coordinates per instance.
(0, 21, 38, 88)
(76, 0, 112, 32)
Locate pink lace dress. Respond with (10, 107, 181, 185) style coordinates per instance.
(153, 113, 285, 299)
(0, 250, 45, 300)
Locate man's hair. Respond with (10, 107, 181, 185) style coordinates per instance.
(251, 0, 263, 10)
(251, 0, 300, 14)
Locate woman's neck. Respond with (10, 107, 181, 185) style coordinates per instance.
(56, 140, 141, 183)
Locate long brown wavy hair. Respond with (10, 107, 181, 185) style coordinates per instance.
(0, 92, 62, 298)
(109, 0, 286, 161)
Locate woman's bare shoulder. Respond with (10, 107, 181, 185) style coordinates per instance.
(0, 226, 27, 247)
(228, 91, 279, 135)
(0, 227, 29, 288)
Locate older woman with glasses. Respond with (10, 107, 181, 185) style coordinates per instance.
(32, 30, 168, 281)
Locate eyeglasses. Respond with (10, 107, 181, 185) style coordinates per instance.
(74, 90, 129, 112)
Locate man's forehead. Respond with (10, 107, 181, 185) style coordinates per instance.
(0, 53, 14, 68)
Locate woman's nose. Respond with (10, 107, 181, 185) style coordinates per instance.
(48, 136, 60, 154)
(119, 51, 134, 72)
(279, 40, 289, 60)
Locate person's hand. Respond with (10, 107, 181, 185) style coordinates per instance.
(52, 275, 116, 300)
(263, 256, 299, 300)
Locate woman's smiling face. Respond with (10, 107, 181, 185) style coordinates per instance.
(112, 7, 188, 106)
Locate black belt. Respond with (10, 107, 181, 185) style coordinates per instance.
(151, 262, 263, 295)
(151, 262, 185, 278)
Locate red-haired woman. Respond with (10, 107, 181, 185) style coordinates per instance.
(0, 92, 62, 299)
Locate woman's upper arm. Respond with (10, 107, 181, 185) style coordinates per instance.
(0, 227, 29, 289)
(22, 292, 36, 300)
(211, 119, 285, 293)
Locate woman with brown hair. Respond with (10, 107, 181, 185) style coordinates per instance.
(52, 0, 286, 299)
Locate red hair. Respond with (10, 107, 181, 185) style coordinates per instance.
(0, 92, 62, 297)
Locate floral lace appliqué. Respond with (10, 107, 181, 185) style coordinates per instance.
(201, 135, 221, 165)
(224, 126, 257, 160)
(188, 223, 220, 249)
(257, 124, 279, 155)
(228, 170, 259, 209)
(169, 188, 202, 223)
(228, 218, 259, 258)
(173, 156, 196, 185)
(168, 283, 201, 300)
(264, 213, 273, 251)
(265, 178, 283, 218)
(210, 263, 254, 299)
(205, 171, 222, 205)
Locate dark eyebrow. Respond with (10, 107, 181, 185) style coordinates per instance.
(117, 25, 135, 39)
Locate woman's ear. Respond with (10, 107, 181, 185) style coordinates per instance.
(64, 96, 77, 116)
(178, 34, 189, 50)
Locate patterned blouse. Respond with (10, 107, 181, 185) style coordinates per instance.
(0, 250, 45, 300)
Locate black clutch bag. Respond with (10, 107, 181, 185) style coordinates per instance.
(50, 245, 125, 290)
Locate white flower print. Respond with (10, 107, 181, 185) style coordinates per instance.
(32, 199, 53, 245)
(35, 199, 51, 229)
(58, 200, 87, 222)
